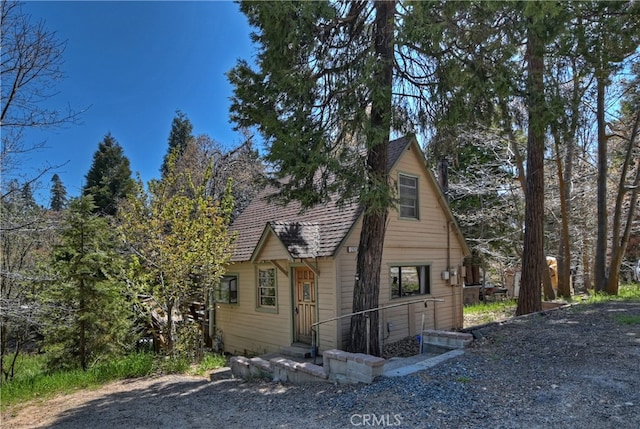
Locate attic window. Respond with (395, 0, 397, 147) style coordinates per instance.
(399, 174, 418, 219)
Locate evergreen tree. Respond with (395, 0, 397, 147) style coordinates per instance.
(42, 196, 132, 370)
(83, 133, 135, 216)
(20, 183, 37, 209)
(516, 3, 558, 315)
(49, 174, 67, 211)
(161, 110, 194, 177)
(229, 1, 398, 354)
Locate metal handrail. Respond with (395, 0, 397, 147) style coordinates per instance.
(310, 297, 444, 358)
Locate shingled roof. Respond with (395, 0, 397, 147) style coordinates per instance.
(269, 221, 320, 259)
(230, 136, 412, 262)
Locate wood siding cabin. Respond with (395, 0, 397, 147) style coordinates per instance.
(215, 136, 470, 356)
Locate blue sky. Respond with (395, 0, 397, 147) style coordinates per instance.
(19, 1, 254, 203)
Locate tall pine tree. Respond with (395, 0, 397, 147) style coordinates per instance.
(229, 1, 414, 354)
(49, 174, 67, 211)
(42, 196, 132, 370)
(83, 133, 135, 216)
(161, 111, 195, 178)
(408, 1, 568, 313)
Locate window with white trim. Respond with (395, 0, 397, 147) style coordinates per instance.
(390, 265, 430, 298)
(399, 174, 418, 219)
(214, 275, 238, 304)
(258, 268, 277, 308)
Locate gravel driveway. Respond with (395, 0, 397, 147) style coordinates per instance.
(4, 301, 640, 428)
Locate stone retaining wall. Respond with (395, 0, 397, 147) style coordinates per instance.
(230, 330, 473, 384)
(421, 329, 473, 350)
(322, 349, 386, 384)
(230, 349, 385, 384)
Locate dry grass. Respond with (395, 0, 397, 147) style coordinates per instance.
(463, 299, 517, 328)
(462, 283, 640, 328)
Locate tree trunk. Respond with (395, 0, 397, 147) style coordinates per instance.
(582, 239, 593, 291)
(166, 299, 174, 354)
(517, 15, 545, 316)
(553, 128, 573, 298)
(79, 278, 87, 370)
(594, 75, 608, 292)
(0, 322, 7, 384)
(558, 61, 581, 297)
(350, 211, 388, 355)
(349, 0, 394, 356)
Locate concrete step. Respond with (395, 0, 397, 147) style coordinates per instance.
(383, 349, 465, 377)
(279, 344, 312, 359)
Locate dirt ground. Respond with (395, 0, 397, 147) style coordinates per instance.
(3, 300, 639, 429)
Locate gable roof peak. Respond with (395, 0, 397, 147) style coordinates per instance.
(230, 135, 430, 262)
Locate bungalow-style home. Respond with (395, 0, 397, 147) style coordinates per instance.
(214, 135, 470, 357)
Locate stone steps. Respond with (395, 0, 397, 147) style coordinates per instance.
(278, 344, 312, 359)
(230, 329, 474, 384)
(230, 349, 385, 384)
